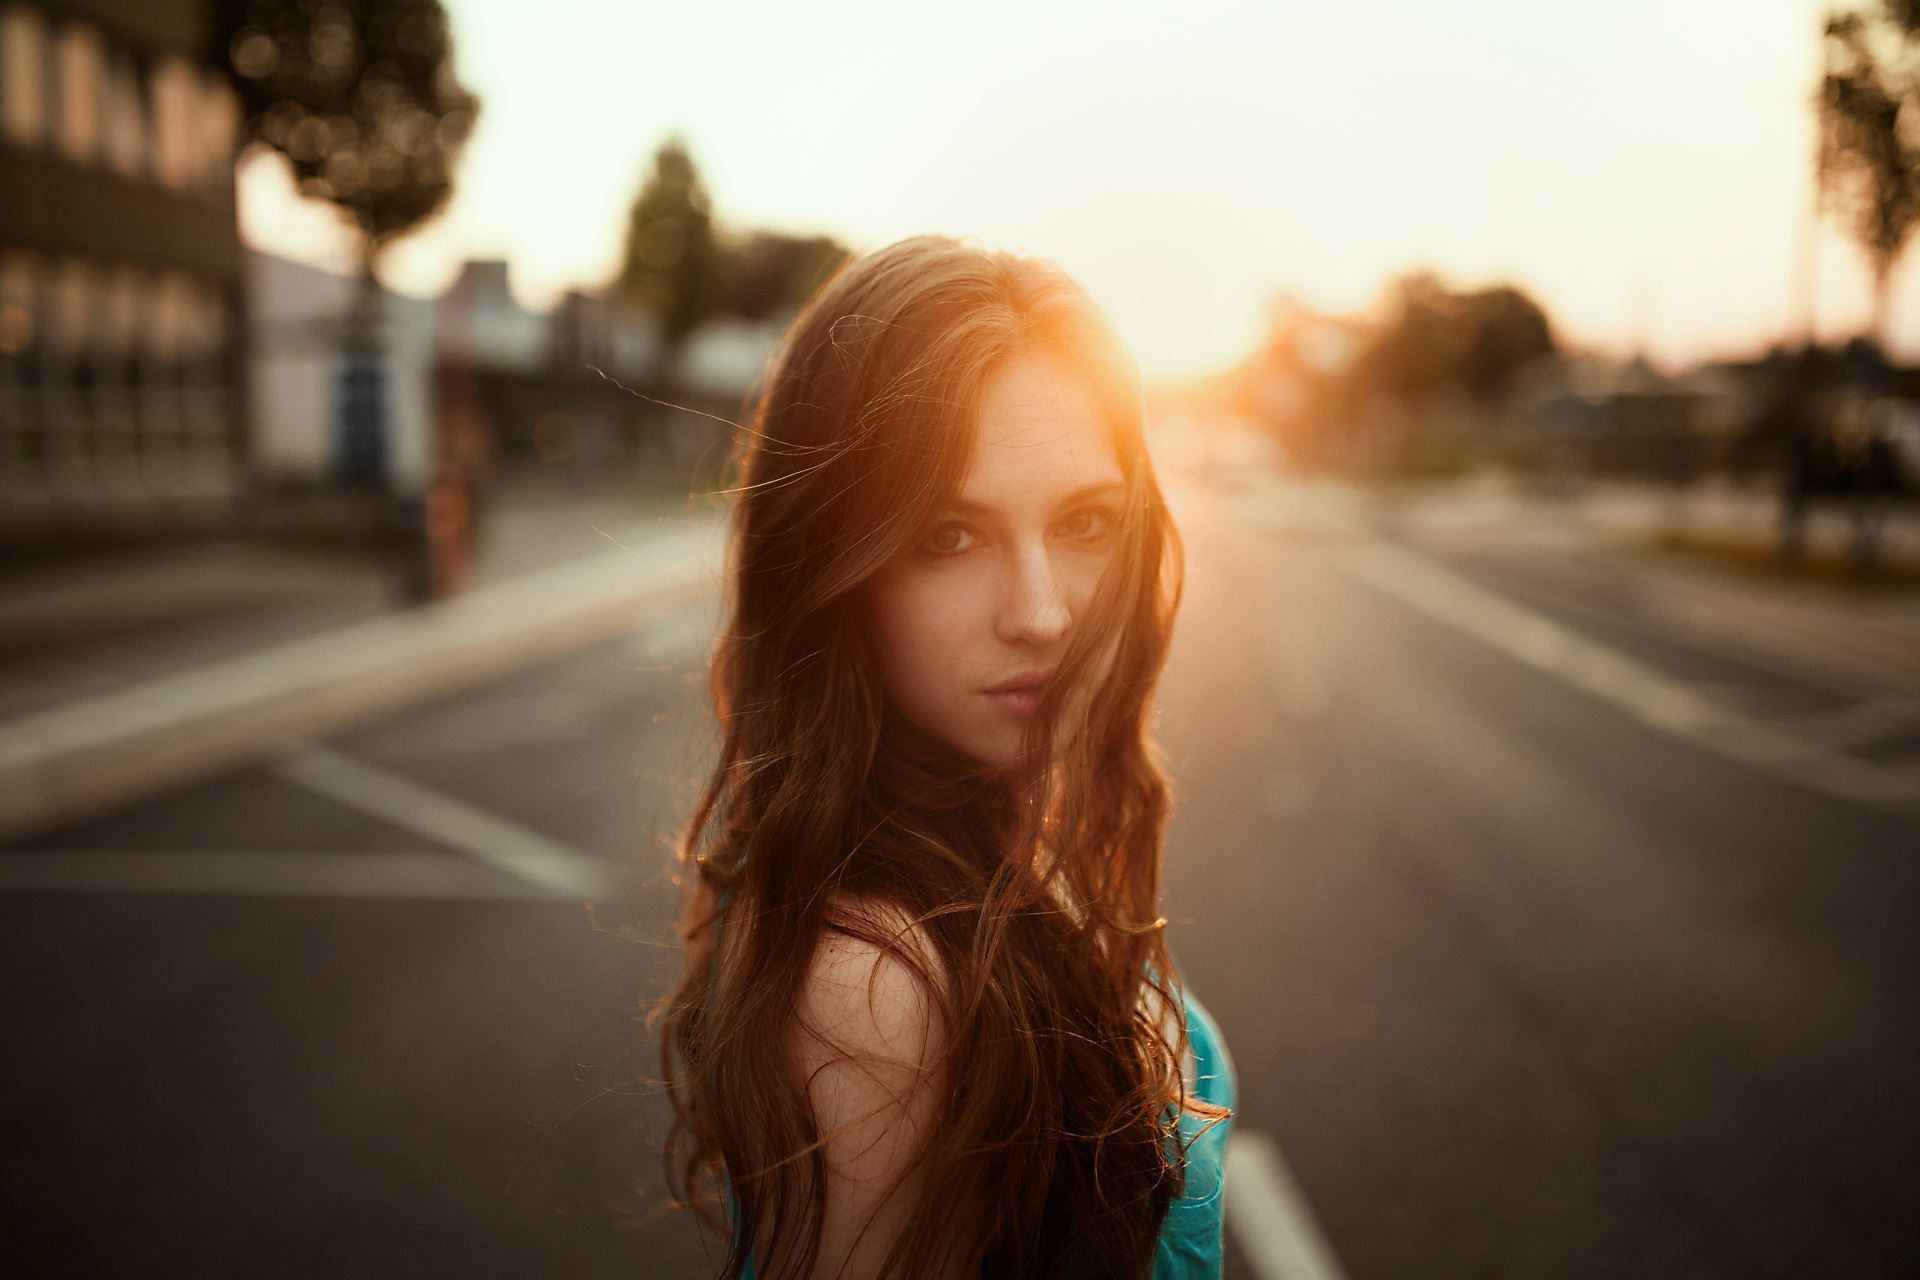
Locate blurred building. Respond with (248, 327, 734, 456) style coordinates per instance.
(0, 0, 243, 553)
(1502, 354, 1752, 481)
(212, 247, 760, 516)
(440, 259, 549, 377)
(0, 1, 781, 560)
(439, 257, 769, 477)
(247, 249, 436, 496)
(679, 314, 784, 403)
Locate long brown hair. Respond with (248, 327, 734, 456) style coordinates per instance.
(650, 234, 1220, 1278)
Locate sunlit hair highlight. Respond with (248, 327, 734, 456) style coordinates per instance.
(650, 234, 1221, 1278)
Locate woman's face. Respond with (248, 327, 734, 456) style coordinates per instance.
(863, 349, 1127, 769)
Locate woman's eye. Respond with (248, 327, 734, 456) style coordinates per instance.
(919, 524, 975, 558)
(1060, 508, 1114, 541)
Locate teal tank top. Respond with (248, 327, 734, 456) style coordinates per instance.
(1152, 983, 1237, 1278)
(709, 887, 1238, 1278)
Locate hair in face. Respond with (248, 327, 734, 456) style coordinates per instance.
(652, 234, 1215, 1279)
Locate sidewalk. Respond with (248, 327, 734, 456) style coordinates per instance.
(0, 468, 728, 842)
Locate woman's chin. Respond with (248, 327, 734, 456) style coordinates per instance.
(957, 725, 1023, 772)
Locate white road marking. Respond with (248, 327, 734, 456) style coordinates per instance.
(1331, 538, 1920, 817)
(270, 742, 608, 898)
(1225, 1129, 1351, 1280)
(0, 848, 579, 900)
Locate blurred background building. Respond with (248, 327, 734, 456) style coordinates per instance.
(0, 0, 245, 552)
(0, 1, 788, 570)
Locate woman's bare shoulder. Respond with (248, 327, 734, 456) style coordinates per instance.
(800, 893, 949, 1064)
(785, 896, 962, 1276)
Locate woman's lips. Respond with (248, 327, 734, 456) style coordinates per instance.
(985, 687, 1042, 716)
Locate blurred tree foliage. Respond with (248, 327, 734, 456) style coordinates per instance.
(1360, 272, 1556, 408)
(712, 230, 848, 322)
(214, 0, 479, 313)
(1204, 273, 1557, 473)
(617, 140, 849, 389)
(617, 136, 717, 390)
(1819, 2, 1920, 345)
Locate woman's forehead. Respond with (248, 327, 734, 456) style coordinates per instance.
(950, 354, 1124, 511)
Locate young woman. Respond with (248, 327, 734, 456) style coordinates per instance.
(653, 235, 1236, 1278)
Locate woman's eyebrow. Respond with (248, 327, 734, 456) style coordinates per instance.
(942, 479, 1125, 516)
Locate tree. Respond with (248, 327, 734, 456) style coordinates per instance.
(1360, 273, 1556, 408)
(215, 0, 479, 593)
(713, 230, 848, 322)
(218, 1, 478, 344)
(617, 136, 719, 391)
(1455, 285, 1556, 403)
(1366, 271, 1460, 402)
(1818, 3, 1920, 346)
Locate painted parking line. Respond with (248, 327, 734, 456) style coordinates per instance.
(271, 742, 608, 898)
(1226, 1129, 1350, 1280)
(1330, 538, 1920, 818)
(0, 743, 611, 900)
(0, 848, 575, 900)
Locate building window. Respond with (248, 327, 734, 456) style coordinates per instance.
(0, 251, 44, 481)
(47, 255, 94, 365)
(0, 250, 35, 357)
(199, 74, 239, 197)
(89, 264, 140, 493)
(99, 263, 140, 368)
(53, 20, 105, 166)
(37, 256, 92, 488)
(0, 4, 48, 149)
(181, 275, 229, 487)
(149, 55, 199, 191)
(145, 268, 188, 367)
(102, 46, 145, 180)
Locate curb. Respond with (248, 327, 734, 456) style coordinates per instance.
(0, 519, 727, 843)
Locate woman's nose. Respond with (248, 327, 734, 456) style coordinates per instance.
(995, 543, 1071, 644)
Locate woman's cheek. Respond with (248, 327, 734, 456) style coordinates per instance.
(909, 564, 988, 630)
(867, 578, 932, 692)
(1068, 548, 1114, 611)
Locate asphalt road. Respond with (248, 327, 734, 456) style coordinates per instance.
(2, 476, 1915, 1278)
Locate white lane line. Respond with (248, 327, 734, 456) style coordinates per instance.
(0, 849, 580, 900)
(1330, 538, 1920, 817)
(270, 742, 608, 898)
(1225, 1129, 1350, 1280)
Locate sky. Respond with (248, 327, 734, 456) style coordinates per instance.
(237, 0, 1920, 378)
